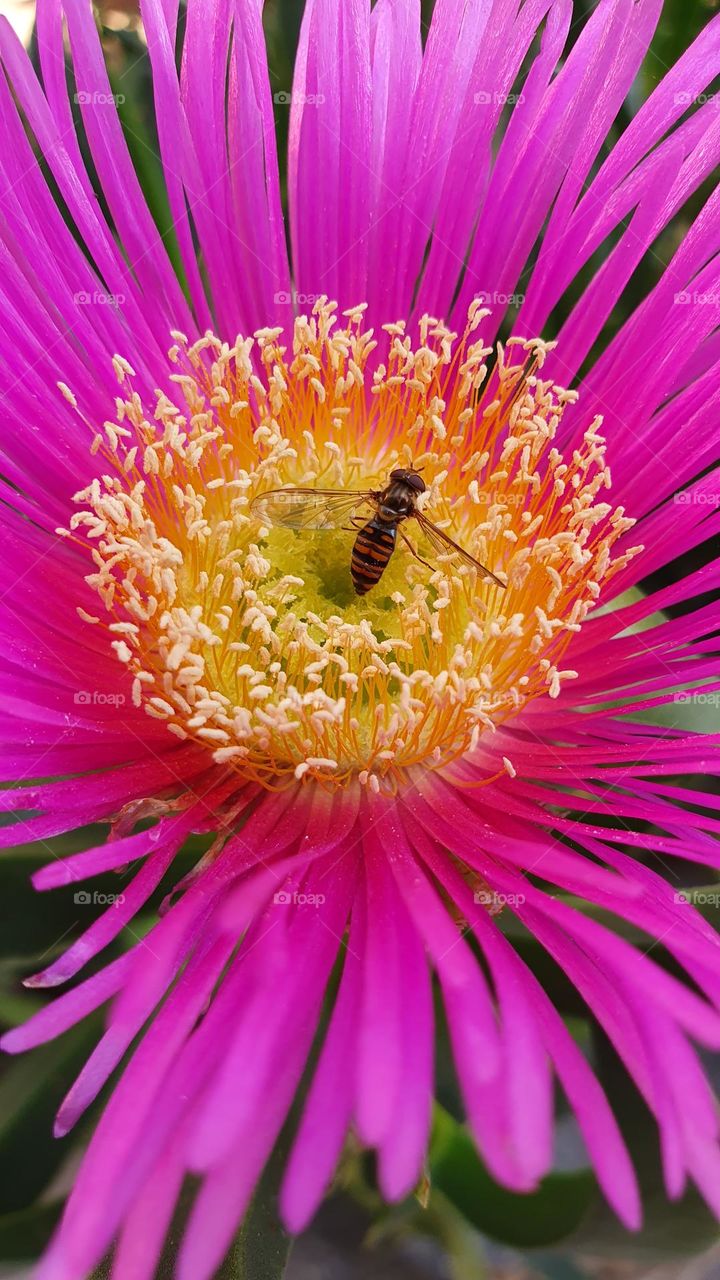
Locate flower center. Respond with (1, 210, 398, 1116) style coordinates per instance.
(64, 299, 638, 790)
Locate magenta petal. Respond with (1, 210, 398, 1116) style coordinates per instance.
(31, 826, 168, 890)
(354, 831, 406, 1146)
(413, 824, 553, 1184)
(25, 810, 199, 988)
(187, 853, 357, 1172)
(376, 890, 433, 1201)
(289, 0, 372, 309)
(1, 954, 133, 1054)
(280, 922, 362, 1232)
(111, 1129, 187, 1280)
(540, 987, 642, 1229)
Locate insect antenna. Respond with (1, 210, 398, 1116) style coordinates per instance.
(499, 348, 542, 422)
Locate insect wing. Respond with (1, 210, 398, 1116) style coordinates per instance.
(414, 511, 506, 587)
(251, 488, 375, 530)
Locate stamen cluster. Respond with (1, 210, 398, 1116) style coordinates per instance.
(63, 300, 639, 789)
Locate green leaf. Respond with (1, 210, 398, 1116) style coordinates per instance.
(573, 1187, 720, 1261)
(273, 0, 304, 64)
(578, 1027, 720, 1259)
(90, 1150, 294, 1279)
(644, 0, 711, 99)
(673, 884, 720, 923)
(216, 1141, 293, 1280)
(89, 1152, 294, 1279)
(0, 1201, 62, 1261)
(628, 682, 720, 733)
(0, 826, 208, 961)
(0, 825, 107, 960)
(0, 1016, 100, 1213)
(429, 1104, 595, 1248)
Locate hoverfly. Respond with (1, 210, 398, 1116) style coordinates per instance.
(250, 468, 506, 596)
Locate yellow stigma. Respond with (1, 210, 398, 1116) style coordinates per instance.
(65, 299, 639, 791)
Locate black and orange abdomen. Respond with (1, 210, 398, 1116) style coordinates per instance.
(351, 518, 397, 595)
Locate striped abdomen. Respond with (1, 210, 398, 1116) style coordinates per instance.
(351, 517, 397, 595)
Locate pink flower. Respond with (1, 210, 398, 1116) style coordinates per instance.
(1, 2, 720, 1278)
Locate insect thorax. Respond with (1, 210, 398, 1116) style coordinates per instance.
(377, 480, 417, 523)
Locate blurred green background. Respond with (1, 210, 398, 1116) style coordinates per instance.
(0, 1, 719, 1277)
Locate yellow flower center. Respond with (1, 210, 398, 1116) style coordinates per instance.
(63, 299, 639, 791)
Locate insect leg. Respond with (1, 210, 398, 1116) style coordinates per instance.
(399, 529, 435, 572)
